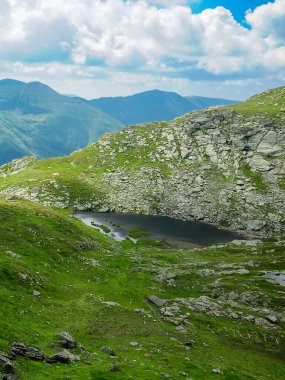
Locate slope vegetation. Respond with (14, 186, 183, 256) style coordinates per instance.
(0, 198, 284, 379)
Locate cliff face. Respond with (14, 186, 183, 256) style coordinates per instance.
(97, 107, 285, 235)
(0, 87, 284, 236)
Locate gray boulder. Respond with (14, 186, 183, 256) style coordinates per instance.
(101, 346, 116, 357)
(10, 342, 45, 361)
(58, 332, 76, 349)
(48, 349, 80, 364)
(148, 295, 166, 307)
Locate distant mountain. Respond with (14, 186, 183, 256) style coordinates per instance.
(89, 89, 240, 125)
(89, 90, 194, 125)
(0, 79, 123, 165)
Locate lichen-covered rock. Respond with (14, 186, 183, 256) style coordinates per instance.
(10, 342, 45, 361)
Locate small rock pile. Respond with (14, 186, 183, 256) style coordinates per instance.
(0, 332, 80, 379)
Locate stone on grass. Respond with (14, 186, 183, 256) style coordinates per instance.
(110, 364, 120, 372)
(2, 361, 19, 380)
(148, 295, 166, 307)
(48, 349, 80, 363)
(0, 352, 14, 364)
(212, 368, 222, 374)
(10, 342, 45, 361)
(266, 315, 278, 324)
(101, 346, 116, 357)
(2, 375, 19, 380)
(58, 332, 76, 349)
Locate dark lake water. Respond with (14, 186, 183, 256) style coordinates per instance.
(73, 212, 242, 249)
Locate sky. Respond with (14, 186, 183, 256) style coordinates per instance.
(0, 0, 284, 100)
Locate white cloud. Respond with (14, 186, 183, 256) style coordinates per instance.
(0, 0, 284, 99)
(246, 0, 285, 41)
(149, 1, 190, 6)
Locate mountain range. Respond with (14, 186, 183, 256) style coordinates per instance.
(0, 79, 240, 165)
(0, 79, 123, 165)
(89, 89, 240, 125)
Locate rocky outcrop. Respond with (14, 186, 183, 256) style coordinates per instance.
(58, 332, 76, 349)
(0, 156, 36, 178)
(10, 342, 45, 361)
(96, 108, 285, 236)
(47, 350, 80, 364)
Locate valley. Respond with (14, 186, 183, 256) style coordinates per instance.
(0, 85, 284, 379)
(0, 198, 284, 379)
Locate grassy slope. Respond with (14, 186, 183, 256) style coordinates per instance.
(0, 198, 285, 379)
(0, 121, 178, 206)
(228, 86, 285, 115)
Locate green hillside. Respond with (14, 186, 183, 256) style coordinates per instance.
(0, 198, 284, 379)
(228, 86, 285, 115)
(0, 85, 285, 379)
(0, 79, 123, 165)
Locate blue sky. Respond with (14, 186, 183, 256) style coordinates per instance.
(0, 0, 284, 99)
(190, 1, 271, 22)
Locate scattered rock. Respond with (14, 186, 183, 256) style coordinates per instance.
(101, 301, 121, 307)
(0, 352, 14, 364)
(110, 364, 120, 372)
(148, 295, 166, 307)
(176, 326, 186, 333)
(58, 332, 76, 349)
(10, 342, 45, 361)
(48, 349, 80, 364)
(2, 374, 19, 380)
(134, 309, 144, 313)
(2, 361, 16, 376)
(6, 251, 20, 259)
(212, 368, 223, 374)
(161, 373, 172, 378)
(101, 346, 116, 357)
(129, 342, 138, 347)
(266, 315, 278, 324)
(32, 291, 41, 297)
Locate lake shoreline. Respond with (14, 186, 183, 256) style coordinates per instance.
(72, 211, 245, 249)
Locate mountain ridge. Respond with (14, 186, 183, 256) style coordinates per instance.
(0, 79, 123, 165)
(89, 89, 240, 125)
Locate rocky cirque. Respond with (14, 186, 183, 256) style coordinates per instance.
(0, 87, 284, 237)
(97, 107, 285, 236)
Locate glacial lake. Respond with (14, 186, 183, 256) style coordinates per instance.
(73, 212, 242, 249)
